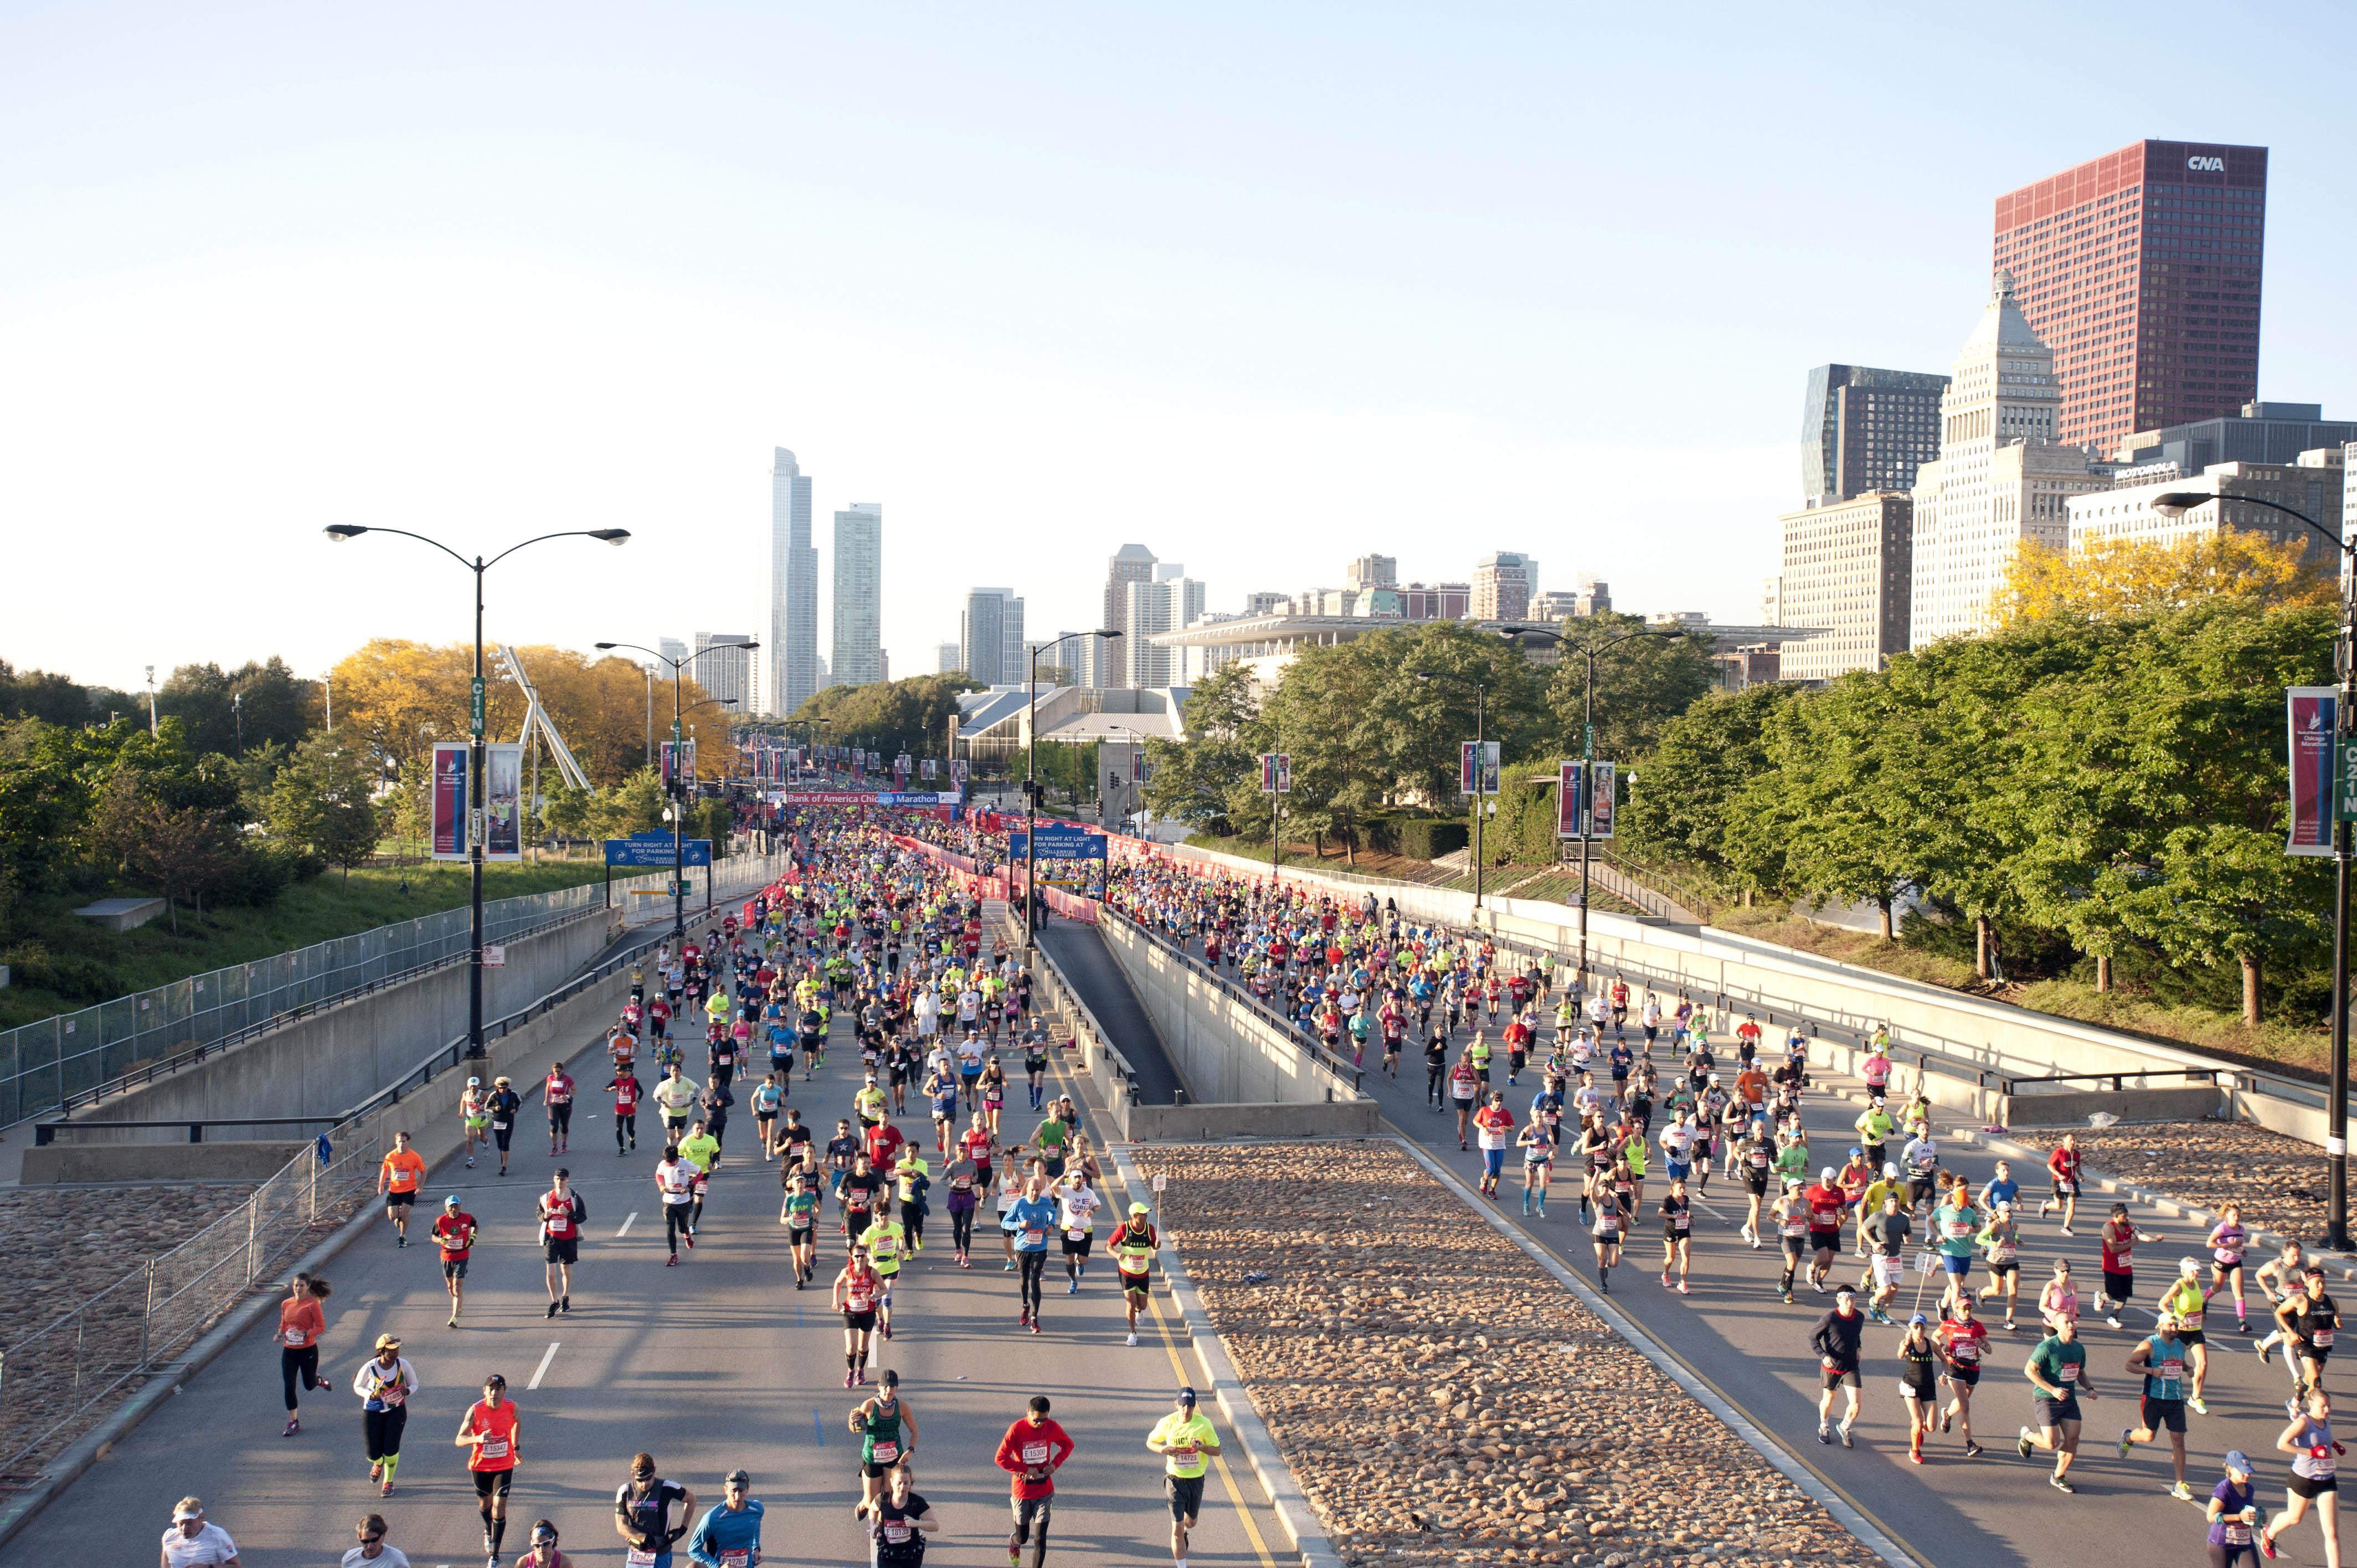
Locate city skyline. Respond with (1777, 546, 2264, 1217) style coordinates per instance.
(8, 9, 2355, 693)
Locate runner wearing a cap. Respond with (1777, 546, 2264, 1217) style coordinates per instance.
(431, 1196, 478, 1329)
(685, 1470, 763, 1568)
(1146, 1386, 1221, 1568)
(1772, 1177, 1809, 1305)
(1111, 1202, 1158, 1346)
(614, 1451, 696, 1568)
(486, 1076, 523, 1177)
(1811, 1285, 1866, 1447)
(2118, 1309, 2195, 1500)
(994, 1395, 1073, 1568)
(1897, 1314, 1939, 1465)
(2163, 1257, 2217, 1415)
(2209, 1451, 2262, 1567)
(352, 1334, 419, 1497)
(460, 1077, 490, 1169)
(454, 1373, 520, 1565)
(161, 1497, 238, 1567)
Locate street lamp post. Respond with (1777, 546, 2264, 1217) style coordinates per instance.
(326, 524, 630, 1056)
(1415, 673, 1490, 911)
(596, 641, 759, 942)
(2154, 489, 2354, 1250)
(1023, 629, 1120, 957)
(1499, 623, 1683, 984)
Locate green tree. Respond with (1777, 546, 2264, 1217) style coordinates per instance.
(1769, 675, 1927, 939)
(594, 767, 669, 838)
(1622, 682, 1797, 896)
(789, 673, 982, 762)
(266, 732, 386, 881)
(542, 778, 597, 847)
(85, 768, 242, 933)
(1542, 615, 1716, 763)
(1145, 666, 1257, 829)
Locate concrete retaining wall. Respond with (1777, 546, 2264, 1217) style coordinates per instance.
(1095, 917, 1360, 1108)
(21, 1141, 310, 1184)
(1999, 1085, 2226, 1127)
(67, 909, 617, 1139)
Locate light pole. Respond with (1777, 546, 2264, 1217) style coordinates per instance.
(596, 641, 758, 942)
(1499, 623, 1684, 985)
(2154, 488, 2353, 1250)
(1416, 672, 1490, 910)
(326, 524, 630, 1056)
(1024, 628, 1120, 957)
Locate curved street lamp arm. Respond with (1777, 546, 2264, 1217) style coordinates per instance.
(336, 525, 478, 574)
(482, 529, 629, 571)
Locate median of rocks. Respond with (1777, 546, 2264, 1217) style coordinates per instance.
(2009, 1118, 2329, 1242)
(0, 1184, 258, 1351)
(1139, 1142, 1883, 1568)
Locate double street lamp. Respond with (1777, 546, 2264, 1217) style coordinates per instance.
(323, 524, 631, 1056)
(1023, 629, 1120, 956)
(1414, 671, 1490, 909)
(2153, 489, 2354, 1251)
(596, 640, 759, 942)
(1499, 622, 1682, 984)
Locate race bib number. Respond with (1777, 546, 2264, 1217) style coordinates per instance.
(2224, 1524, 2253, 1546)
(2313, 1446, 2339, 1479)
(1022, 1442, 1049, 1466)
(1024, 1229, 1046, 1246)
(477, 1437, 509, 1459)
(1067, 1226, 1087, 1241)
(870, 1438, 899, 1462)
(627, 1549, 661, 1568)
(2317, 1328, 2337, 1348)
(719, 1550, 752, 1568)
(491, 1121, 509, 1131)
(284, 1328, 307, 1347)
(1672, 1214, 1691, 1232)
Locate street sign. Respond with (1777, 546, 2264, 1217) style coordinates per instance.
(470, 676, 486, 737)
(603, 833, 714, 868)
(482, 944, 506, 968)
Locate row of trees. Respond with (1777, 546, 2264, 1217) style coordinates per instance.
(1626, 595, 2333, 1025)
(775, 673, 981, 764)
(1143, 617, 1715, 861)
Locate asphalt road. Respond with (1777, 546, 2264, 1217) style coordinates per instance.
(16, 971, 1286, 1568)
(1352, 1019, 2321, 1568)
(1034, 923, 1185, 1106)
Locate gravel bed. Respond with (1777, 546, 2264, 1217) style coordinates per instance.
(1140, 1143, 1884, 1568)
(2010, 1119, 2333, 1243)
(0, 1185, 258, 1350)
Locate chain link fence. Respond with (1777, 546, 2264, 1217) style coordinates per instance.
(0, 1133, 382, 1477)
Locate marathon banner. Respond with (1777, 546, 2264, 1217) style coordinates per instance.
(430, 742, 469, 859)
(2288, 687, 2338, 857)
(784, 790, 964, 808)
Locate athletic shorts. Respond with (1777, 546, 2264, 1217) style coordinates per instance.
(2290, 1473, 2340, 1499)
(789, 1224, 815, 1244)
(2140, 1395, 2188, 1434)
(1808, 1228, 1839, 1254)
(1165, 1473, 1206, 1522)
(1061, 1234, 1092, 1257)
(1898, 1376, 1938, 1404)
(1119, 1269, 1151, 1297)
(442, 1258, 469, 1281)
(1821, 1367, 1860, 1390)
(386, 1190, 415, 1208)
(544, 1237, 578, 1265)
(1747, 1174, 1769, 1197)
(843, 1309, 877, 1332)
(1946, 1363, 1981, 1388)
(1986, 1258, 2019, 1277)
(472, 1468, 514, 1498)
(1942, 1254, 1972, 1277)
(1872, 1257, 1906, 1289)
(2032, 1393, 2081, 1428)
(2103, 1270, 2135, 1301)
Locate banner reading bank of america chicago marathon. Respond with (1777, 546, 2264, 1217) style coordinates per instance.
(431, 743, 468, 858)
(2287, 686, 2337, 857)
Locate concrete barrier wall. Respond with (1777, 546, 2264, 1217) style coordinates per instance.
(70, 909, 618, 1138)
(22, 1141, 311, 1184)
(1095, 917, 1358, 1107)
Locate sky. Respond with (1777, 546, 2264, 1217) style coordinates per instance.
(6, 2, 2354, 700)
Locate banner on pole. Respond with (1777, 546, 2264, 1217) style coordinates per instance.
(1459, 740, 1500, 796)
(1589, 761, 1615, 839)
(484, 742, 523, 860)
(2288, 687, 2337, 857)
(431, 742, 469, 859)
(1259, 752, 1292, 794)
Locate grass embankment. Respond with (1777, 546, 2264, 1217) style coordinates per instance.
(0, 860, 612, 1030)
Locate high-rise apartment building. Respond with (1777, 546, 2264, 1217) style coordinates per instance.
(768, 448, 819, 715)
(1777, 493, 1912, 681)
(692, 633, 756, 712)
(2067, 449, 2344, 567)
(1470, 553, 1537, 622)
(1993, 139, 2268, 452)
(1400, 582, 1470, 621)
(1909, 272, 2111, 646)
(657, 637, 689, 666)
(1802, 365, 1951, 505)
(936, 642, 961, 675)
(1243, 590, 1288, 617)
(958, 589, 1025, 686)
(829, 503, 884, 689)
(1101, 544, 1157, 687)
(1345, 555, 1397, 591)
(2114, 401, 2357, 472)
(1124, 576, 1206, 689)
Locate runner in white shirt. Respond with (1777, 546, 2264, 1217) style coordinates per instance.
(162, 1499, 240, 1567)
(340, 1513, 411, 1568)
(1057, 1174, 1103, 1295)
(914, 988, 940, 1040)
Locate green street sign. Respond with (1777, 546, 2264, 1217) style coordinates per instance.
(2340, 735, 2357, 822)
(1582, 723, 1595, 762)
(469, 676, 486, 737)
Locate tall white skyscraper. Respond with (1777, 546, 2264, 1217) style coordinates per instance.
(1908, 271, 2109, 646)
(1101, 544, 1157, 687)
(768, 448, 819, 715)
(958, 588, 1025, 685)
(1124, 575, 1206, 688)
(692, 633, 756, 711)
(830, 503, 884, 688)
(657, 637, 689, 666)
(936, 642, 961, 674)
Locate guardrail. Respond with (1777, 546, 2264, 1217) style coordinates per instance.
(1020, 921, 1145, 1106)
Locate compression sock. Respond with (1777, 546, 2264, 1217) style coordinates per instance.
(490, 1514, 507, 1556)
(380, 1453, 399, 1484)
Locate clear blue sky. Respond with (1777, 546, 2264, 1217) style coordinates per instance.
(6, 2, 2351, 695)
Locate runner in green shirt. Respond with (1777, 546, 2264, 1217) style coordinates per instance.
(1034, 1114, 1070, 1177)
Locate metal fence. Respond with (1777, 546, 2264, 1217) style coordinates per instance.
(0, 1132, 383, 1477)
(0, 883, 619, 1131)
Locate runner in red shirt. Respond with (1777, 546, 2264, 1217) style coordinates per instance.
(995, 1395, 1074, 1568)
(430, 1198, 477, 1328)
(1803, 1171, 1849, 1293)
(2039, 1132, 2084, 1235)
(455, 1374, 521, 1561)
(866, 1120, 907, 1174)
(544, 1062, 575, 1154)
(606, 1068, 642, 1155)
(1934, 1297, 1989, 1458)
(538, 1168, 586, 1318)
(1471, 1095, 1517, 1197)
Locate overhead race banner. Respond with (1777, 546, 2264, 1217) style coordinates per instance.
(2288, 687, 2338, 856)
(431, 742, 469, 859)
(783, 790, 966, 808)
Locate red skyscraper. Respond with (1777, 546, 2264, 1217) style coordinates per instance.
(1993, 139, 2266, 453)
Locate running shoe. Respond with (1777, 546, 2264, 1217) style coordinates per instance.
(2050, 1476, 2075, 1494)
(1126, 1332, 1139, 1346)
(1817, 1424, 1832, 1445)
(282, 1418, 301, 1437)
(1839, 1425, 1854, 1448)
(2190, 1396, 2209, 1415)
(2016, 1427, 2034, 1461)
(1963, 1442, 1983, 1458)
(2169, 1482, 2195, 1502)
(2258, 1340, 2273, 1365)
(2117, 1429, 2133, 1459)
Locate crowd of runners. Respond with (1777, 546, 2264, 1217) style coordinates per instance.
(1088, 844, 2347, 1565)
(203, 814, 1219, 1568)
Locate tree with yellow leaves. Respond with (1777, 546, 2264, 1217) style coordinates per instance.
(1995, 531, 2334, 627)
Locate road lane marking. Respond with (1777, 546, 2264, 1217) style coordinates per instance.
(616, 1211, 637, 1238)
(812, 1408, 826, 1447)
(1146, 1294, 1277, 1568)
(527, 1341, 560, 1390)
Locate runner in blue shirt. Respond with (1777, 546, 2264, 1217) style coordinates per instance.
(687, 1471, 763, 1568)
(1003, 1179, 1059, 1333)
